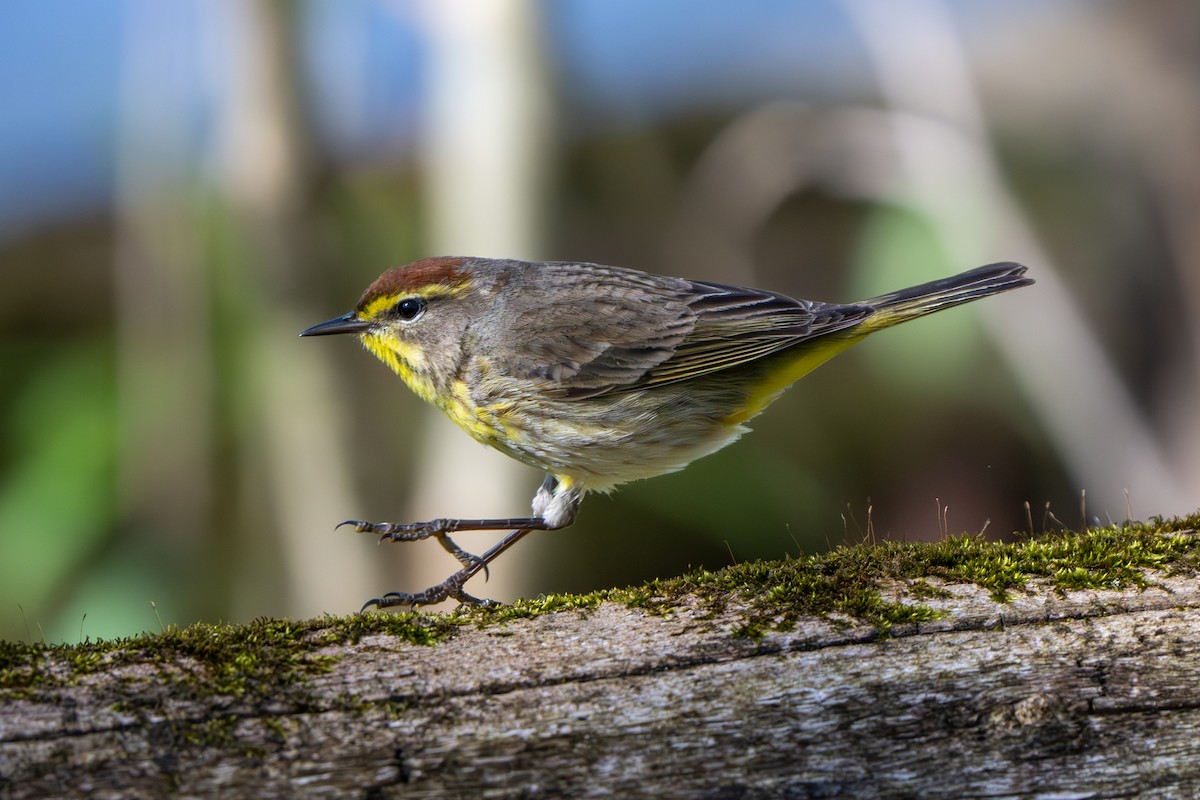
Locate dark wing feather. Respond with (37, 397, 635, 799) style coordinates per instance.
(493, 264, 872, 399)
(630, 280, 873, 391)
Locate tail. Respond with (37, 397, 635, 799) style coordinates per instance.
(862, 261, 1032, 330)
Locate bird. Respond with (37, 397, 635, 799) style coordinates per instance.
(301, 257, 1032, 609)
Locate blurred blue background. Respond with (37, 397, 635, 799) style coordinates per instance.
(2, 0, 1197, 642)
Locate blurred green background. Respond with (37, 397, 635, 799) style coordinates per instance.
(2, 1, 1198, 642)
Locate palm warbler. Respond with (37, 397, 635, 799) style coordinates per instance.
(302, 257, 1032, 608)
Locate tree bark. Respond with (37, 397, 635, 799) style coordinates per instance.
(4, 553, 1200, 798)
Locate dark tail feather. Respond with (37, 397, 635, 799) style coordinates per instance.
(864, 262, 1032, 327)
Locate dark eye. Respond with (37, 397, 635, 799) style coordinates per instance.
(394, 297, 426, 321)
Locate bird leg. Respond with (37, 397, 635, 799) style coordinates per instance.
(341, 516, 550, 540)
(347, 475, 582, 610)
(361, 526, 540, 610)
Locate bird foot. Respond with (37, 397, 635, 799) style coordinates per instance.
(360, 567, 499, 611)
(337, 518, 459, 540)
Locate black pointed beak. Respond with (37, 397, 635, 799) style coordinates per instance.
(299, 312, 370, 337)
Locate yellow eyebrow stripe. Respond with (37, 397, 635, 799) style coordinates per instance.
(358, 280, 472, 321)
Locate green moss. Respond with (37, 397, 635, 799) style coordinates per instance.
(458, 511, 1200, 637)
(261, 715, 290, 744)
(179, 714, 239, 749)
(906, 579, 953, 601)
(2, 513, 1196, 683)
(0, 611, 459, 699)
(0, 639, 46, 696)
(317, 608, 460, 646)
(457, 591, 609, 625)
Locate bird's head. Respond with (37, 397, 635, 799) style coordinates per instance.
(300, 256, 488, 404)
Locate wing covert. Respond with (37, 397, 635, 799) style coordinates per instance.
(489, 263, 873, 399)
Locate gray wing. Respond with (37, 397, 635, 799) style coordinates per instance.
(635, 280, 872, 390)
(494, 263, 872, 399)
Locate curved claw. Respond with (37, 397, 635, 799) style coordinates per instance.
(361, 592, 420, 612)
(362, 580, 498, 610)
(337, 519, 372, 532)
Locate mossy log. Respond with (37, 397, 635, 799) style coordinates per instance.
(2, 519, 1200, 799)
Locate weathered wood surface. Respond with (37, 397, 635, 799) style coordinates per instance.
(4, 572, 1200, 799)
